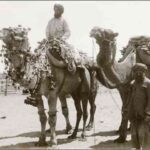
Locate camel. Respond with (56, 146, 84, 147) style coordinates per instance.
(0, 26, 98, 146)
(119, 35, 150, 78)
(90, 27, 136, 143)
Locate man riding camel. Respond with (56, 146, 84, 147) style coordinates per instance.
(46, 4, 70, 42)
(25, 3, 87, 107)
(45, 3, 85, 74)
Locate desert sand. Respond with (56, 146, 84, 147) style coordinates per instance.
(0, 86, 132, 149)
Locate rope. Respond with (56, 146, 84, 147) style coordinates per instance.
(108, 90, 121, 111)
(92, 39, 96, 145)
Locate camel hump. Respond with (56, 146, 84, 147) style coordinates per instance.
(119, 36, 150, 65)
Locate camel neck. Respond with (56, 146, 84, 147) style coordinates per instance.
(97, 40, 122, 86)
(97, 40, 116, 67)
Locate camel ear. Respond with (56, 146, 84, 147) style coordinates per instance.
(114, 32, 118, 37)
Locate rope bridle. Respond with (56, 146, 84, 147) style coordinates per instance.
(37, 38, 67, 94)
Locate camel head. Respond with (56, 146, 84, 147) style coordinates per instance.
(0, 25, 31, 82)
(90, 27, 119, 66)
(129, 36, 150, 48)
(119, 36, 150, 66)
(90, 27, 118, 44)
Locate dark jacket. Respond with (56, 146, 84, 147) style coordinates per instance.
(128, 77, 150, 121)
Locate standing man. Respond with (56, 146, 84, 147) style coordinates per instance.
(128, 63, 150, 150)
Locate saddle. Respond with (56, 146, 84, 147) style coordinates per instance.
(45, 38, 95, 74)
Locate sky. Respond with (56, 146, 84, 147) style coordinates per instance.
(1, 1, 150, 72)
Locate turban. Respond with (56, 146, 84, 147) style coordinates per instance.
(54, 4, 64, 14)
(132, 63, 148, 72)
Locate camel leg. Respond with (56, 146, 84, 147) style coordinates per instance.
(81, 94, 88, 139)
(68, 93, 82, 139)
(47, 90, 58, 146)
(59, 94, 72, 134)
(114, 109, 128, 143)
(36, 96, 47, 146)
(86, 93, 96, 131)
(86, 70, 97, 131)
(114, 88, 129, 143)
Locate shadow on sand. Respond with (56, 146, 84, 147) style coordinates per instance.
(0, 129, 132, 149)
(90, 130, 118, 137)
(89, 130, 132, 150)
(0, 128, 82, 149)
(0, 129, 64, 140)
(90, 139, 131, 150)
(0, 139, 76, 149)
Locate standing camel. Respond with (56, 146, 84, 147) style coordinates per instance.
(90, 27, 136, 143)
(0, 26, 98, 146)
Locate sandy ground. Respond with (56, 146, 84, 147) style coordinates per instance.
(0, 86, 132, 150)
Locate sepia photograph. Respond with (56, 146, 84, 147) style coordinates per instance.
(0, 1, 150, 149)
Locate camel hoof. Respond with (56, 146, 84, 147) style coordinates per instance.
(79, 137, 87, 142)
(51, 144, 58, 149)
(35, 141, 48, 147)
(114, 137, 126, 143)
(81, 133, 86, 138)
(68, 134, 77, 139)
(79, 133, 86, 141)
(65, 126, 73, 134)
(50, 139, 57, 147)
(86, 125, 93, 131)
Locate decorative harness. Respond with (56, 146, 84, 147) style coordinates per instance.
(35, 38, 67, 94)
